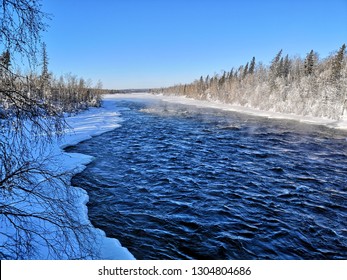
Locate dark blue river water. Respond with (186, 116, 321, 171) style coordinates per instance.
(67, 97, 347, 260)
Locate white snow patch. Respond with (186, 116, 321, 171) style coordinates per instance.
(0, 98, 135, 260)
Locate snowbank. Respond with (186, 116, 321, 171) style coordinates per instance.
(57, 99, 135, 259)
(0, 97, 135, 260)
(159, 94, 347, 130)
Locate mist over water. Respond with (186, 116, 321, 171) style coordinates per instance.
(67, 98, 347, 259)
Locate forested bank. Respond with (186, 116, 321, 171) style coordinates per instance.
(0, 44, 102, 119)
(0, 0, 105, 259)
(153, 45, 347, 120)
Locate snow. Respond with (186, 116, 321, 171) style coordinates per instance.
(0, 98, 135, 260)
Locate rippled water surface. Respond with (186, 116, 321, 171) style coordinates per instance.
(67, 98, 347, 259)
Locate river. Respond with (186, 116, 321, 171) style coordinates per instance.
(66, 95, 347, 259)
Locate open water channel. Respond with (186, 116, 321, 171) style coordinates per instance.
(66, 96, 347, 259)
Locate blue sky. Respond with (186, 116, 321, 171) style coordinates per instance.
(41, 0, 347, 89)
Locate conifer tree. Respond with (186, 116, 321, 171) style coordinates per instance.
(242, 63, 249, 79)
(219, 71, 226, 88)
(205, 75, 210, 85)
(249, 57, 256, 74)
(0, 50, 10, 69)
(0, 50, 11, 78)
(279, 57, 284, 77)
(199, 76, 204, 92)
(331, 43, 346, 81)
(228, 68, 234, 80)
(40, 42, 51, 98)
(304, 50, 315, 75)
(41, 43, 49, 80)
(269, 49, 283, 90)
(283, 54, 290, 78)
(270, 49, 283, 78)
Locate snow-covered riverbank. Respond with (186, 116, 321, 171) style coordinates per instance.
(0, 97, 134, 260)
(108, 92, 347, 130)
(57, 98, 135, 259)
(158, 94, 347, 130)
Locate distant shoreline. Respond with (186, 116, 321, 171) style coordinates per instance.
(105, 93, 347, 131)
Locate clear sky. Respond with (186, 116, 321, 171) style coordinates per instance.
(41, 0, 347, 89)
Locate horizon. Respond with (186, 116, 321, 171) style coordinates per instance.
(42, 0, 347, 89)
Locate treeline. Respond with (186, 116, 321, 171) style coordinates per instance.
(109, 88, 152, 94)
(0, 43, 102, 121)
(153, 44, 347, 120)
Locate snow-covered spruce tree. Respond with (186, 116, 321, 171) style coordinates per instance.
(330, 43, 347, 118)
(331, 43, 346, 82)
(0, 0, 97, 259)
(269, 49, 283, 88)
(283, 55, 290, 80)
(248, 57, 256, 75)
(304, 50, 317, 76)
(40, 42, 51, 100)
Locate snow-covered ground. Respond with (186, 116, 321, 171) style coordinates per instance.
(0, 97, 135, 260)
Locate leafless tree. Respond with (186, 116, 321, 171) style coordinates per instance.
(0, 0, 48, 63)
(0, 0, 101, 259)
